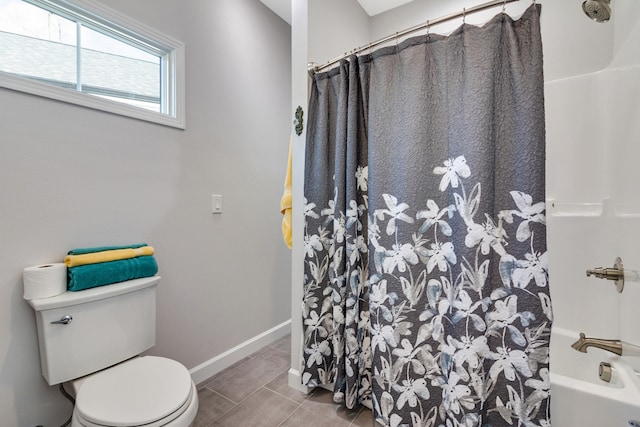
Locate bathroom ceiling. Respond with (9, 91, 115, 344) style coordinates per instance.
(259, 0, 417, 25)
(356, 0, 417, 16)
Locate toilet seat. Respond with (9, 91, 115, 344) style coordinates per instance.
(73, 356, 195, 427)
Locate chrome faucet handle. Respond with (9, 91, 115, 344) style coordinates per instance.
(586, 257, 624, 293)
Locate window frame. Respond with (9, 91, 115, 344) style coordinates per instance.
(0, 0, 186, 129)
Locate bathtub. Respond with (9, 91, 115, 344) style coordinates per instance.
(551, 327, 640, 426)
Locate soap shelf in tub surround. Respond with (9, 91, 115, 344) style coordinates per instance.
(26, 276, 161, 311)
(549, 198, 640, 218)
(548, 200, 603, 217)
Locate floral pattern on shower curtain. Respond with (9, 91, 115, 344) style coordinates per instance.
(302, 5, 551, 427)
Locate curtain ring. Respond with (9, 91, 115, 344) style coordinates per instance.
(502, 0, 507, 14)
(462, 7, 466, 23)
(426, 20, 430, 39)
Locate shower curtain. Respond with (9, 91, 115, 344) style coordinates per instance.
(302, 5, 551, 426)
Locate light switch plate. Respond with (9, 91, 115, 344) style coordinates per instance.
(212, 195, 223, 214)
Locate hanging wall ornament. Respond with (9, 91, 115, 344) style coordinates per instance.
(294, 106, 304, 136)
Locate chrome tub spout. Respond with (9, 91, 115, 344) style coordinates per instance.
(571, 332, 623, 356)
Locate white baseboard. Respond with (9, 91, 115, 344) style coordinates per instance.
(189, 319, 292, 385)
(287, 368, 313, 394)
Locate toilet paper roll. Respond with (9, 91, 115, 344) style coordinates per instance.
(23, 263, 67, 300)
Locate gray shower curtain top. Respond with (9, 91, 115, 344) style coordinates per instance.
(302, 5, 550, 427)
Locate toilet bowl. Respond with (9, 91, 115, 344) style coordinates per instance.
(70, 356, 198, 427)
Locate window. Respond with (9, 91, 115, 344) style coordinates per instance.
(0, 0, 185, 128)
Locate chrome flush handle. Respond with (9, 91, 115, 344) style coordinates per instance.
(50, 315, 73, 325)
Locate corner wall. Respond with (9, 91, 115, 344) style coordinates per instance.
(289, 0, 371, 390)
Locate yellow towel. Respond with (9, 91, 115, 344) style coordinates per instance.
(65, 246, 155, 268)
(280, 138, 293, 249)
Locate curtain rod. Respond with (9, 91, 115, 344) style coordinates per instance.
(308, 0, 525, 76)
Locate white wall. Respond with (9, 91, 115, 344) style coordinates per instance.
(0, 0, 292, 425)
(308, 0, 371, 66)
(369, 0, 614, 81)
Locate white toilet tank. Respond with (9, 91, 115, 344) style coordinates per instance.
(26, 276, 160, 385)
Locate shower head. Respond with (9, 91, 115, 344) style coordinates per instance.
(582, 0, 611, 23)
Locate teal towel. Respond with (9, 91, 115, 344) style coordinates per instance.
(67, 255, 158, 291)
(68, 243, 148, 255)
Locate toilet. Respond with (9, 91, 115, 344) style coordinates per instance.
(26, 276, 198, 426)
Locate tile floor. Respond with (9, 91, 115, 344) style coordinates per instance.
(193, 334, 375, 427)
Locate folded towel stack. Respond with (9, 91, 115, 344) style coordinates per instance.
(65, 243, 158, 292)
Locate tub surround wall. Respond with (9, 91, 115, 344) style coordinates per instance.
(0, 0, 291, 425)
(546, 1, 640, 342)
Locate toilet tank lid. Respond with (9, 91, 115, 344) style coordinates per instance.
(26, 276, 161, 311)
